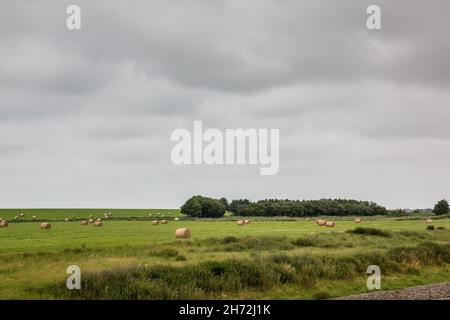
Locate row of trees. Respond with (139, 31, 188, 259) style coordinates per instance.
(180, 196, 449, 218)
(229, 198, 387, 217)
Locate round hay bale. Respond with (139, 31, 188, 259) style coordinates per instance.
(316, 219, 323, 225)
(174, 217, 179, 221)
(40, 223, 51, 230)
(64, 218, 70, 222)
(14, 216, 18, 220)
(94, 221, 103, 227)
(88, 218, 94, 224)
(80, 220, 88, 225)
(426, 219, 433, 224)
(237, 220, 244, 226)
(355, 218, 362, 223)
(160, 220, 168, 224)
(20, 213, 25, 217)
(108, 212, 112, 216)
(244, 219, 251, 224)
(325, 221, 335, 227)
(317, 219, 326, 226)
(32, 216, 37, 220)
(152, 220, 159, 225)
(96, 218, 102, 222)
(175, 228, 191, 239)
(0, 220, 8, 228)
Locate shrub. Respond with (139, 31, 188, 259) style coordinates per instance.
(427, 225, 435, 231)
(347, 227, 391, 237)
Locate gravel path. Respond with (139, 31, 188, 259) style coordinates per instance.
(336, 282, 450, 300)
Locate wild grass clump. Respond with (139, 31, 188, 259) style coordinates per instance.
(347, 227, 392, 237)
(148, 248, 179, 258)
(42, 242, 450, 300)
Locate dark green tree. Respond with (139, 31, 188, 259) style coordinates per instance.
(433, 199, 449, 215)
(219, 198, 230, 212)
(180, 195, 226, 218)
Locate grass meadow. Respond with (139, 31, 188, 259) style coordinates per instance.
(0, 214, 449, 299)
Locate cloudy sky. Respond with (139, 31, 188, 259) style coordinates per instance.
(1, 0, 449, 209)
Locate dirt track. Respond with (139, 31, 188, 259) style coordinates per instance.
(336, 282, 450, 300)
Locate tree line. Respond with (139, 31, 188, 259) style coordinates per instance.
(180, 196, 449, 218)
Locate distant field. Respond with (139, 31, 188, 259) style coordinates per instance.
(0, 215, 449, 299)
(0, 208, 180, 222)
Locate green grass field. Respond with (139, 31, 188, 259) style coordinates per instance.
(0, 208, 180, 222)
(1, 213, 449, 299)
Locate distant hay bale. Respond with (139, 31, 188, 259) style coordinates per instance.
(108, 212, 112, 216)
(40, 223, 51, 230)
(96, 218, 102, 222)
(174, 217, 179, 221)
(64, 218, 70, 222)
(32, 216, 37, 220)
(20, 213, 25, 217)
(88, 219, 94, 224)
(14, 216, 18, 220)
(317, 219, 326, 226)
(316, 219, 324, 225)
(426, 219, 433, 224)
(152, 220, 159, 225)
(0, 220, 8, 228)
(355, 218, 362, 223)
(149, 213, 153, 217)
(160, 220, 168, 224)
(94, 221, 103, 227)
(244, 219, 251, 224)
(325, 221, 335, 227)
(237, 220, 244, 225)
(80, 220, 88, 225)
(175, 228, 191, 239)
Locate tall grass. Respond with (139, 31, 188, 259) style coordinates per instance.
(43, 242, 450, 300)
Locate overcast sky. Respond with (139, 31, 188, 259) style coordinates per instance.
(1, 0, 449, 209)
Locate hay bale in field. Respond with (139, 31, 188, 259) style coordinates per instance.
(237, 220, 244, 226)
(355, 218, 362, 223)
(175, 228, 191, 239)
(317, 219, 326, 226)
(325, 221, 335, 227)
(174, 217, 179, 221)
(94, 221, 103, 227)
(426, 219, 433, 224)
(20, 213, 25, 217)
(40, 223, 51, 230)
(108, 212, 112, 216)
(96, 218, 102, 222)
(64, 218, 70, 222)
(0, 220, 8, 228)
(316, 219, 323, 225)
(88, 218, 94, 224)
(80, 220, 88, 225)
(14, 216, 19, 220)
(152, 220, 159, 225)
(32, 216, 37, 220)
(244, 219, 251, 224)
(160, 220, 168, 224)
